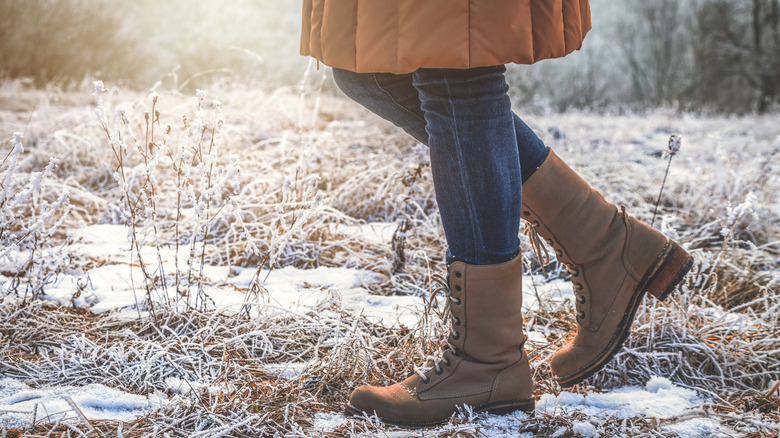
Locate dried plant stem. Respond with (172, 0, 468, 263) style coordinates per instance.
(651, 154, 673, 228)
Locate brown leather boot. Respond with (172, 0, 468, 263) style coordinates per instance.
(345, 253, 534, 427)
(521, 150, 693, 388)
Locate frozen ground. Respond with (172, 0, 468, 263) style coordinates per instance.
(0, 226, 775, 437)
(1, 80, 778, 436)
(0, 376, 738, 436)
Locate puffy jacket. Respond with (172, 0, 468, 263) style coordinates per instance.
(300, 0, 591, 74)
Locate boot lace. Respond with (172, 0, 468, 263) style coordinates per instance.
(414, 274, 461, 383)
(524, 221, 550, 266)
(526, 219, 589, 320)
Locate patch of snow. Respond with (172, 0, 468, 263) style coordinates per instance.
(539, 376, 702, 420)
(30, 224, 420, 328)
(311, 412, 346, 433)
(164, 377, 234, 396)
(663, 417, 727, 437)
(535, 376, 738, 437)
(0, 378, 166, 429)
(572, 421, 598, 437)
(229, 265, 383, 293)
(330, 222, 398, 245)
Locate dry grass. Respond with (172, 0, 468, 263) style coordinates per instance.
(1, 76, 779, 436)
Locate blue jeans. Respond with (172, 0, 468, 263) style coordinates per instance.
(333, 66, 549, 265)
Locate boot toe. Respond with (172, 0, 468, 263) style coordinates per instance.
(347, 385, 387, 415)
(550, 342, 591, 380)
(347, 382, 421, 423)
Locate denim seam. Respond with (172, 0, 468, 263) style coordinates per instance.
(371, 74, 427, 127)
(442, 69, 482, 264)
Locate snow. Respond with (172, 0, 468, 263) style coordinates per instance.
(330, 221, 399, 245)
(572, 421, 598, 437)
(522, 276, 574, 312)
(309, 376, 734, 437)
(164, 377, 234, 396)
(0, 378, 166, 429)
(23, 224, 420, 327)
(540, 376, 700, 419)
(18, 223, 567, 329)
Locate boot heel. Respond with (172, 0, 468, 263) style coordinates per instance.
(645, 241, 693, 301)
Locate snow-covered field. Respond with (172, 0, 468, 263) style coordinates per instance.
(1, 75, 778, 437)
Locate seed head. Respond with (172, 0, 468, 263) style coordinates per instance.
(668, 134, 682, 156)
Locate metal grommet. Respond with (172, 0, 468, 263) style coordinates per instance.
(578, 310, 586, 319)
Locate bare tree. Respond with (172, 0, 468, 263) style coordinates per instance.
(693, 0, 780, 113)
(615, 0, 693, 108)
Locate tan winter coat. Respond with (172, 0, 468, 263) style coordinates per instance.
(300, 0, 591, 74)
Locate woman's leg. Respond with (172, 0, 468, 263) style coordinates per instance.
(332, 67, 549, 183)
(332, 69, 428, 144)
(345, 65, 534, 426)
(410, 66, 522, 265)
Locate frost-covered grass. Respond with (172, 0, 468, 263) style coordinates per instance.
(0, 74, 779, 437)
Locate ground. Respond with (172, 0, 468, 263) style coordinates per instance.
(0, 76, 778, 437)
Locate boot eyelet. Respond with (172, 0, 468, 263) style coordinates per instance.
(578, 310, 586, 319)
(454, 285, 462, 292)
(421, 376, 431, 384)
(452, 348, 460, 357)
(532, 221, 540, 227)
(443, 358, 451, 366)
(454, 271, 462, 279)
(555, 250, 563, 257)
(452, 297, 462, 305)
(546, 239, 554, 245)
(452, 331, 461, 340)
(577, 295, 586, 304)
(453, 317, 461, 326)
(522, 210, 531, 217)
(435, 367, 444, 376)
(575, 283, 583, 291)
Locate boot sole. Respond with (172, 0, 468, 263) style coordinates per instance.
(556, 240, 693, 388)
(344, 397, 535, 428)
